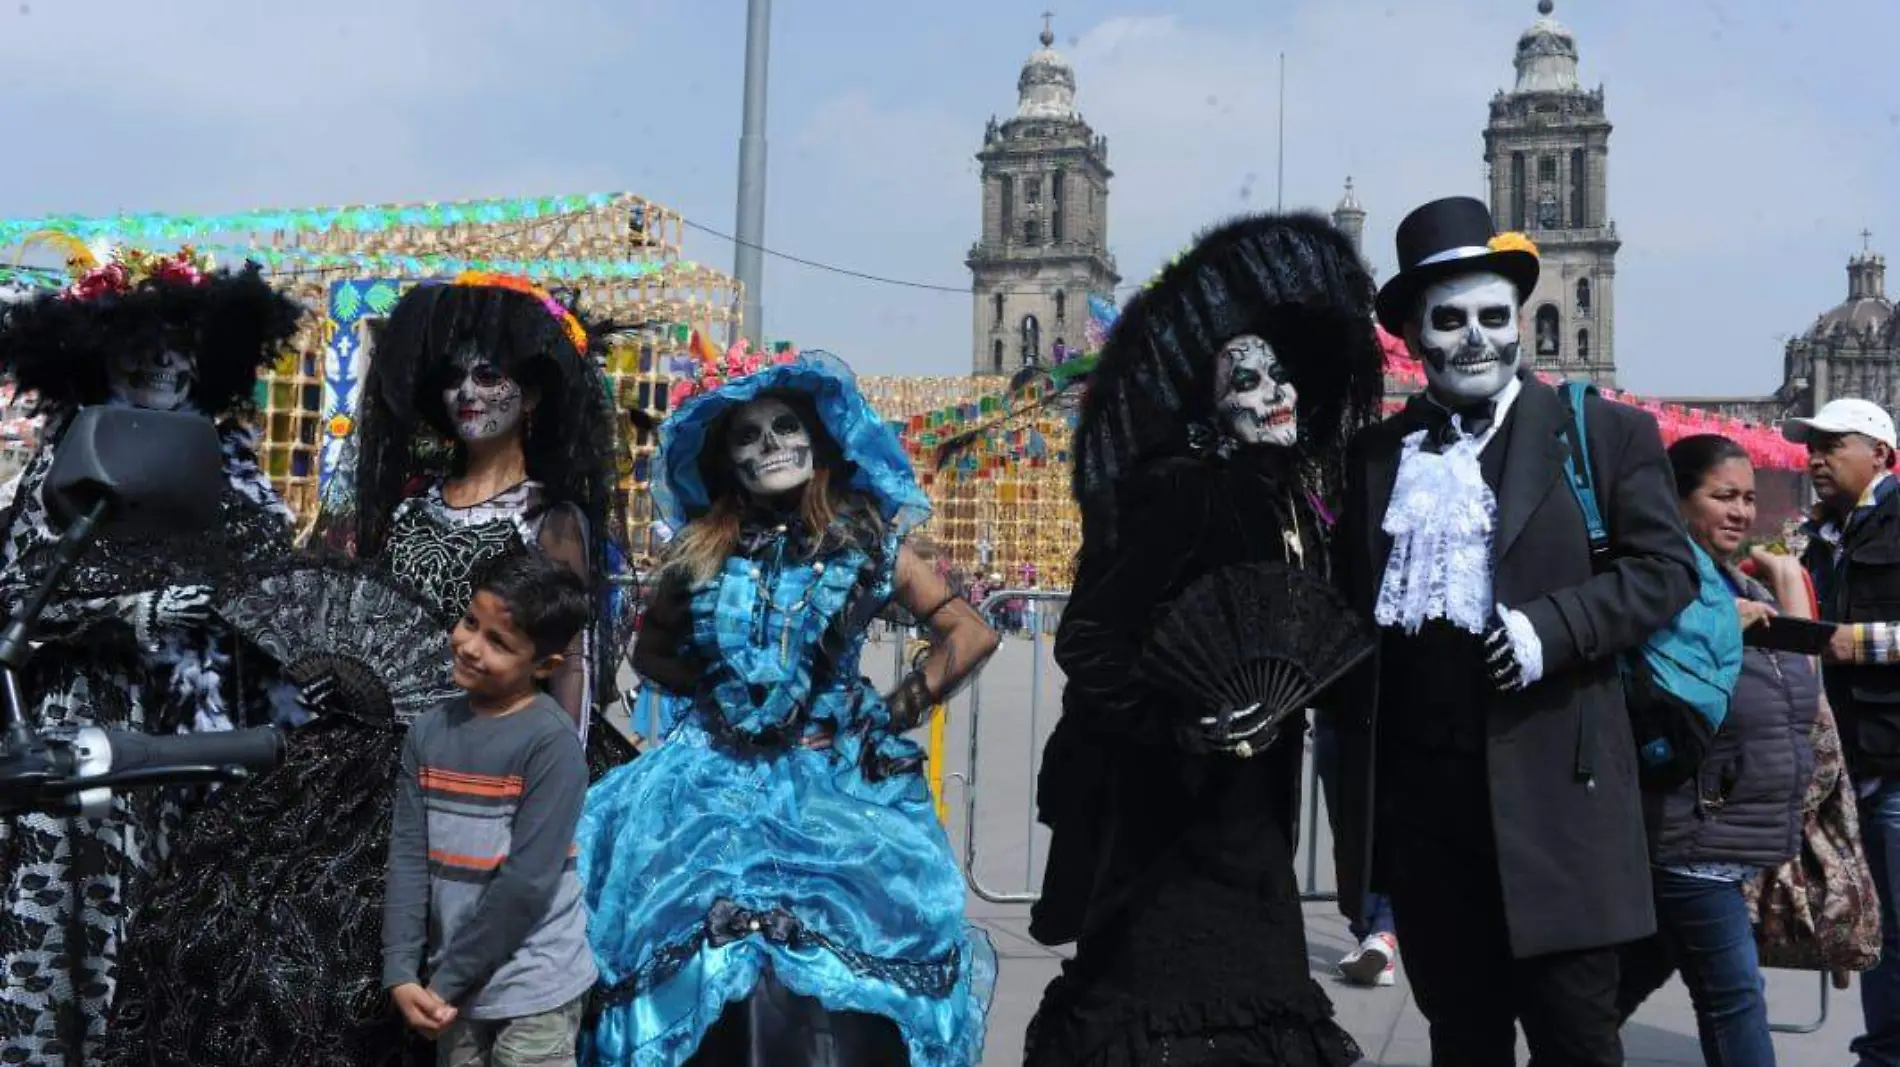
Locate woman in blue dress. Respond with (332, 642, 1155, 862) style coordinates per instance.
(582, 349, 998, 1067)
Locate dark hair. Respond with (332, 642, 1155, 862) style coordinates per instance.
(0, 263, 303, 417)
(1666, 433, 1752, 500)
(353, 281, 620, 564)
(471, 552, 592, 658)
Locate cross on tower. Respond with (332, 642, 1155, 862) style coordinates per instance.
(1863, 228, 1875, 253)
(1041, 10, 1055, 46)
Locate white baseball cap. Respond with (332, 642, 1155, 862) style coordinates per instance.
(1783, 398, 1898, 449)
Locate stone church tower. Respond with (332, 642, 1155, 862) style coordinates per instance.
(1332, 178, 1367, 258)
(1778, 241, 1897, 417)
(968, 17, 1119, 374)
(1482, 0, 1620, 386)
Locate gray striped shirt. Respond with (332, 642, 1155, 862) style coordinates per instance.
(382, 694, 596, 1019)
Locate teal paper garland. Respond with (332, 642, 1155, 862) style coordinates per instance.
(0, 191, 626, 250)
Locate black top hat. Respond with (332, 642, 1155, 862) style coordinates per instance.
(1373, 196, 1539, 334)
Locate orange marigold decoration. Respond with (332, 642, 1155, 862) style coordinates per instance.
(450, 270, 589, 356)
(1487, 231, 1540, 258)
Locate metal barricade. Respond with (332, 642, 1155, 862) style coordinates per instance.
(952, 589, 1066, 904)
(1298, 748, 1336, 904)
(947, 588, 1344, 908)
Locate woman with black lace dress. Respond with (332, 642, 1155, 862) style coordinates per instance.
(101, 274, 622, 1067)
(0, 250, 302, 1067)
(1025, 214, 1384, 1067)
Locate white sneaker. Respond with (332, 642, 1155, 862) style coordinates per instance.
(1337, 932, 1398, 987)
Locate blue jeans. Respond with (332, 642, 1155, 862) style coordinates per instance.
(1617, 868, 1775, 1067)
(1857, 783, 1900, 1066)
(1312, 719, 1394, 940)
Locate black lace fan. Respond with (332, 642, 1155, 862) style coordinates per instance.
(217, 556, 458, 726)
(1137, 561, 1375, 752)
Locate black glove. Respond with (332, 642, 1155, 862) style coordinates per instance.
(883, 669, 936, 733)
(1483, 624, 1530, 692)
(1192, 701, 1278, 758)
(296, 670, 343, 718)
(129, 584, 215, 647)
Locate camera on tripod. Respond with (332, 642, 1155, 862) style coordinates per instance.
(0, 406, 284, 817)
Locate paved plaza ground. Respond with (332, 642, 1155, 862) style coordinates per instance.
(883, 631, 1869, 1067)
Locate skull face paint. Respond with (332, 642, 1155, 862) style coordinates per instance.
(108, 347, 197, 412)
(1413, 272, 1521, 403)
(441, 351, 526, 443)
(1214, 334, 1298, 448)
(727, 398, 815, 497)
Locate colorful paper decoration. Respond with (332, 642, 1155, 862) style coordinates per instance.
(0, 192, 629, 248)
(211, 246, 686, 283)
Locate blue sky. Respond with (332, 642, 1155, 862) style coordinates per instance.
(0, 0, 1892, 397)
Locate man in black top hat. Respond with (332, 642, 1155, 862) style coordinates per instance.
(1328, 196, 1697, 1065)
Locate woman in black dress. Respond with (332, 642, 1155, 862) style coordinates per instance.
(1026, 213, 1384, 1067)
(0, 251, 301, 1067)
(101, 274, 624, 1067)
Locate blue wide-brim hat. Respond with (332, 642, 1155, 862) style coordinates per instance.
(652, 349, 931, 537)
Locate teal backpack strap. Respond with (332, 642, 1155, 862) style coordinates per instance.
(1557, 380, 1609, 559)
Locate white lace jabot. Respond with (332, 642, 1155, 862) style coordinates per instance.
(1374, 427, 1496, 635)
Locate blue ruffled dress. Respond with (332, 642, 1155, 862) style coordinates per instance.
(579, 351, 994, 1067)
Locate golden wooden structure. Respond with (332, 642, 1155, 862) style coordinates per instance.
(232, 194, 740, 530)
(858, 375, 1081, 589)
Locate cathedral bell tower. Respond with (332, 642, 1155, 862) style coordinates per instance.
(1482, 0, 1620, 386)
(967, 16, 1119, 375)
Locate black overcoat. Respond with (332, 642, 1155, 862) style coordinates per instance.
(1328, 372, 1698, 959)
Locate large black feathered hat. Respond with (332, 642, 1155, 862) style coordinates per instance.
(1373, 196, 1539, 334)
(1072, 212, 1383, 541)
(0, 251, 303, 418)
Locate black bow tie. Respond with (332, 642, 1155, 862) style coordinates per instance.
(1426, 397, 1497, 446)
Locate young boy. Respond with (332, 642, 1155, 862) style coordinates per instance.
(382, 552, 597, 1066)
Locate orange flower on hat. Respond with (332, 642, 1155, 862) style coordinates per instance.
(450, 271, 588, 355)
(1488, 232, 1540, 258)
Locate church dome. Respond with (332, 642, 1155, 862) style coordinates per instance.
(1514, 0, 1582, 94)
(1017, 21, 1078, 121)
(1808, 252, 1892, 340)
(1334, 177, 1365, 217)
(1812, 299, 1892, 338)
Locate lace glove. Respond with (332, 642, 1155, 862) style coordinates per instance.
(1188, 701, 1280, 758)
(295, 670, 343, 719)
(128, 585, 214, 648)
(1482, 603, 1545, 692)
(883, 669, 936, 733)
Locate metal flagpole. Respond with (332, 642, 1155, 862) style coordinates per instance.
(1277, 52, 1286, 212)
(734, 0, 773, 343)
